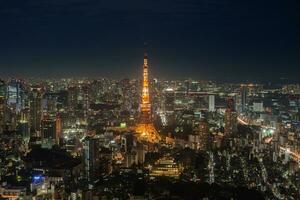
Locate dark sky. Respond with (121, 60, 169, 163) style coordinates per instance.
(0, 0, 299, 81)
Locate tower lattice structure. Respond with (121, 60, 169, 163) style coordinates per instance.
(135, 48, 160, 143)
(140, 51, 151, 123)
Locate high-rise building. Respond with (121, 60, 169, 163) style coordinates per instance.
(41, 115, 56, 142)
(240, 86, 248, 113)
(43, 93, 58, 114)
(273, 122, 285, 156)
(164, 88, 175, 113)
(7, 79, 23, 113)
(121, 133, 134, 153)
(198, 118, 209, 150)
(68, 86, 78, 111)
(55, 113, 62, 144)
(208, 95, 215, 112)
(29, 86, 43, 135)
(84, 137, 100, 181)
(253, 102, 264, 112)
(0, 80, 5, 98)
(224, 98, 237, 136)
(135, 47, 161, 143)
(80, 84, 90, 116)
(18, 110, 30, 139)
(0, 80, 6, 133)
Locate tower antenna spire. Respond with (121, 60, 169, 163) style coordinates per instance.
(144, 42, 148, 58)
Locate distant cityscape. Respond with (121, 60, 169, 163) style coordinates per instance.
(0, 51, 299, 200)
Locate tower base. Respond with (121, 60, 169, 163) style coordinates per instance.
(135, 123, 161, 143)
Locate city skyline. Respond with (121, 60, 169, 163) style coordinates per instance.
(0, 0, 299, 81)
(1, 1, 300, 199)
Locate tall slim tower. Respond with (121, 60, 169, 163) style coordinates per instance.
(135, 47, 160, 143)
(208, 95, 215, 112)
(224, 98, 237, 136)
(240, 86, 248, 113)
(140, 50, 151, 123)
(29, 86, 43, 136)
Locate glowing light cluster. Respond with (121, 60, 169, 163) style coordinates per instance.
(135, 50, 161, 143)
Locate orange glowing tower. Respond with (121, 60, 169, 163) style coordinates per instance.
(135, 47, 161, 143)
(140, 50, 151, 123)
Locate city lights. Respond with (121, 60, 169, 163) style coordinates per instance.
(0, 0, 299, 199)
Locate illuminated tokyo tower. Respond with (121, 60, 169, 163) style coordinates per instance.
(140, 49, 151, 123)
(135, 46, 161, 143)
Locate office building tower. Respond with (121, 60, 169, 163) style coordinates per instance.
(208, 95, 215, 112)
(0, 80, 6, 133)
(84, 137, 100, 181)
(55, 113, 62, 144)
(18, 110, 30, 139)
(198, 118, 209, 150)
(164, 88, 175, 113)
(68, 86, 78, 111)
(121, 133, 134, 153)
(29, 86, 43, 135)
(41, 115, 57, 142)
(240, 86, 248, 112)
(224, 98, 237, 136)
(43, 93, 58, 114)
(7, 79, 23, 113)
(253, 102, 264, 112)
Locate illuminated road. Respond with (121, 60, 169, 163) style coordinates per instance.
(238, 116, 300, 166)
(280, 147, 300, 165)
(237, 116, 274, 129)
(237, 116, 248, 125)
(238, 115, 296, 199)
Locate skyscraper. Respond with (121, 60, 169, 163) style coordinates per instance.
(41, 115, 56, 143)
(84, 137, 100, 181)
(18, 109, 30, 139)
(68, 86, 78, 111)
(7, 79, 23, 113)
(224, 98, 237, 136)
(0, 80, 6, 133)
(240, 86, 248, 113)
(208, 95, 215, 112)
(56, 113, 62, 145)
(164, 88, 175, 113)
(29, 86, 43, 136)
(198, 118, 209, 150)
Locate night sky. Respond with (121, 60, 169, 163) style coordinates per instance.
(0, 0, 299, 81)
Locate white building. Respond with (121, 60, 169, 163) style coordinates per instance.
(253, 102, 264, 112)
(208, 95, 215, 112)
